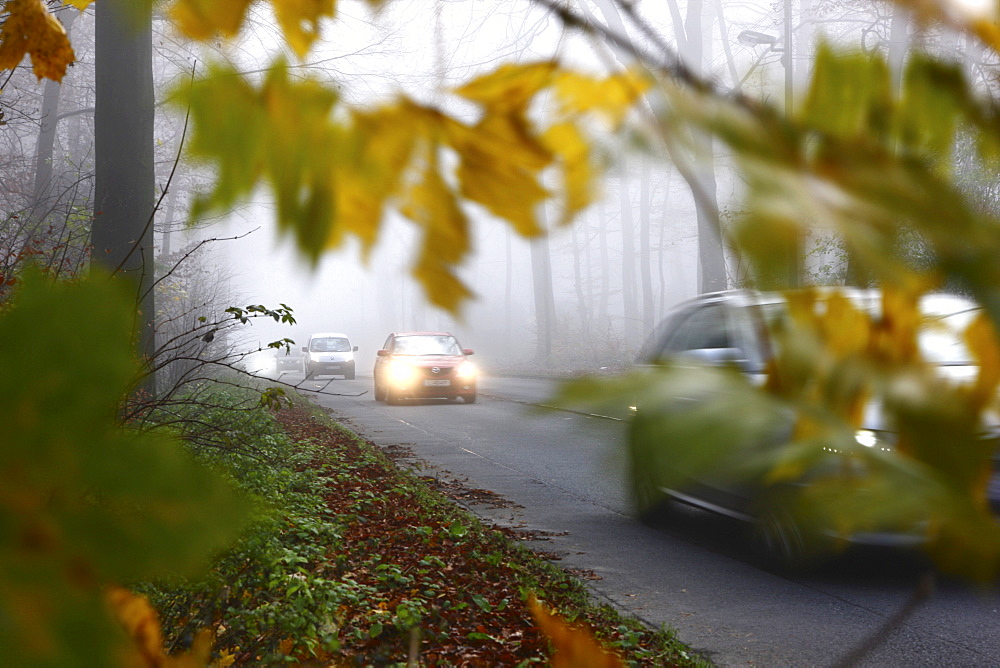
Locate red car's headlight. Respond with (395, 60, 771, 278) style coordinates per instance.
(389, 360, 417, 383)
(456, 361, 477, 380)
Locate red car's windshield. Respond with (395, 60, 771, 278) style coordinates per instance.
(393, 335, 462, 356)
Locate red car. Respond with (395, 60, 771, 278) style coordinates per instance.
(373, 332, 478, 404)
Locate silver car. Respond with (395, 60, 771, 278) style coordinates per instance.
(631, 288, 1000, 565)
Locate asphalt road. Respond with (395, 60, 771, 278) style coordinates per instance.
(293, 372, 1000, 666)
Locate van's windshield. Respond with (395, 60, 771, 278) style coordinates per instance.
(311, 337, 352, 352)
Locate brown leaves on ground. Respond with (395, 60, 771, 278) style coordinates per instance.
(271, 405, 636, 665)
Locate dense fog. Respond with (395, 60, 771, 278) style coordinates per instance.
(3, 0, 982, 376)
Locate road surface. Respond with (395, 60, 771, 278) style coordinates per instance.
(291, 372, 1000, 666)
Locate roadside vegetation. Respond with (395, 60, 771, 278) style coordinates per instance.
(137, 383, 703, 665)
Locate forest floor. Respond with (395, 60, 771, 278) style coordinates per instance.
(270, 401, 705, 666)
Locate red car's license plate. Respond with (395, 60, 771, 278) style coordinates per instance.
(424, 379, 451, 387)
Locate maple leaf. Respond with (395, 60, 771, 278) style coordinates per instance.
(446, 111, 552, 237)
(543, 122, 598, 226)
(170, 0, 339, 58)
(333, 102, 425, 254)
(529, 596, 624, 668)
(401, 146, 475, 311)
(455, 61, 559, 113)
(107, 585, 214, 667)
(554, 68, 651, 128)
(169, 0, 254, 40)
(271, 0, 337, 58)
(0, 0, 75, 82)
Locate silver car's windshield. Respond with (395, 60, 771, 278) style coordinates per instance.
(762, 295, 980, 366)
(393, 335, 461, 356)
(920, 306, 979, 365)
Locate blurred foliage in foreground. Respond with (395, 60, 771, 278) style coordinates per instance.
(0, 271, 250, 665)
(5, 0, 1000, 661)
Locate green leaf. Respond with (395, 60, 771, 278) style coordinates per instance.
(0, 270, 249, 665)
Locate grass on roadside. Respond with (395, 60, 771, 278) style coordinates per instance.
(138, 384, 707, 665)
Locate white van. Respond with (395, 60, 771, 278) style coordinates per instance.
(302, 332, 358, 379)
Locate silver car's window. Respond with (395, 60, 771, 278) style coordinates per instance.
(658, 304, 732, 356)
(393, 335, 462, 355)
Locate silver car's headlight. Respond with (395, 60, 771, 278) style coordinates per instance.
(854, 429, 894, 452)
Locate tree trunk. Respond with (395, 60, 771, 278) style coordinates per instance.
(30, 12, 78, 235)
(683, 0, 726, 293)
(571, 222, 591, 345)
(618, 160, 639, 344)
(530, 233, 556, 364)
(93, 0, 155, 379)
(597, 198, 610, 332)
(639, 159, 654, 333)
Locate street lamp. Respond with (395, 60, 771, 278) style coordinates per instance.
(737, 28, 792, 115)
(737, 30, 779, 47)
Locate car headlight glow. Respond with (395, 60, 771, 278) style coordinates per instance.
(854, 429, 893, 452)
(456, 361, 478, 380)
(389, 360, 417, 383)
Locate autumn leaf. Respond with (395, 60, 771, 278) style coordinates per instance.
(171, 0, 338, 58)
(271, 0, 337, 58)
(455, 61, 559, 113)
(173, 59, 637, 312)
(333, 102, 425, 253)
(0, 0, 75, 81)
(401, 144, 475, 311)
(169, 0, 256, 40)
(181, 62, 340, 263)
(543, 122, 598, 226)
(529, 596, 624, 668)
(554, 68, 651, 128)
(447, 111, 552, 236)
(108, 586, 214, 667)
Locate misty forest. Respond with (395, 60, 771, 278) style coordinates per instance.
(6, 0, 1000, 664)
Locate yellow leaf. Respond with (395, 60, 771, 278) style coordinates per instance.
(446, 112, 551, 235)
(555, 68, 650, 128)
(529, 596, 624, 668)
(270, 0, 338, 58)
(412, 258, 475, 314)
(63, 0, 93, 9)
(543, 122, 597, 225)
(107, 585, 214, 667)
(455, 61, 558, 112)
(401, 146, 475, 311)
(107, 585, 165, 666)
(965, 314, 1000, 411)
(333, 102, 426, 253)
(401, 148, 469, 264)
(169, 0, 253, 40)
(0, 0, 75, 82)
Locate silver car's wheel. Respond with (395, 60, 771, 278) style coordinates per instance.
(631, 466, 666, 523)
(749, 507, 833, 571)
